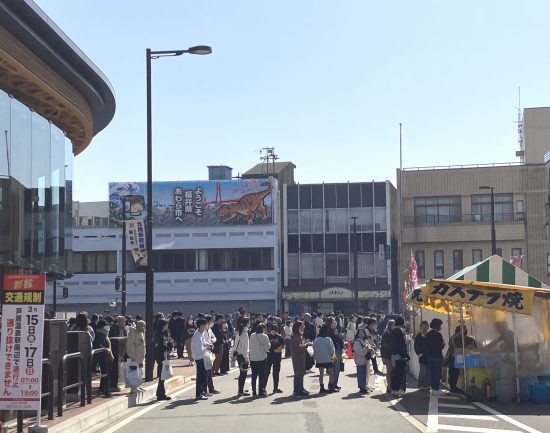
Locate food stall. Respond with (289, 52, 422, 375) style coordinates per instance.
(409, 255, 550, 403)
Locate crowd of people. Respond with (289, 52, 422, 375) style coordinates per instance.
(64, 309, 462, 402)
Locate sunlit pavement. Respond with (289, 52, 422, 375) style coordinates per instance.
(90, 358, 419, 433)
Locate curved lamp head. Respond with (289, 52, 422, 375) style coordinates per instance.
(187, 45, 212, 55)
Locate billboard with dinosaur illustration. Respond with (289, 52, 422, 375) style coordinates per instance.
(109, 179, 275, 227)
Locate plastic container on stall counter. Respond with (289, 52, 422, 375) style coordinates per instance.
(495, 378, 514, 403)
(519, 377, 538, 402)
(531, 383, 550, 404)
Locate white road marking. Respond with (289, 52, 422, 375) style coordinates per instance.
(101, 383, 196, 433)
(438, 414, 498, 421)
(427, 394, 439, 433)
(473, 402, 543, 433)
(437, 424, 520, 433)
(439, 403, 477, 409)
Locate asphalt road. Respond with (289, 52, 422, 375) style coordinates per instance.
(95, 358, 419, 433)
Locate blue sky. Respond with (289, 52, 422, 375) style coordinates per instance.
(35, 0, 550, 202)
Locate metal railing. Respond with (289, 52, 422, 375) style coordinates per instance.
(404, 213, 524, 227)
(402, 162, 522, 171)
(15, 358, 54, 433)
(88, 348, 111, 403)
(58, 352, 86, 417)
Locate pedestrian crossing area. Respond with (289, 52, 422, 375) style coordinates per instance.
(427, 394, 542, 433)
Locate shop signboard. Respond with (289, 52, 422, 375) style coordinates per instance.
(320, 287, 353, 300)
(109, 179, 275, 227)
(359, 290, 390, 299)
(0, 274, 45, 411)
(420, 280, 535, 315)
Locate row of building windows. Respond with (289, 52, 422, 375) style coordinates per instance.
(73, 248, 274, 274)
(288, 232, 387, 254)
(287, 183, 387, 210)
(287, 253, 388, 279)
(413, 194, 519, 224)
(288, 208, 386, 234)
(414, 247, 523, 279)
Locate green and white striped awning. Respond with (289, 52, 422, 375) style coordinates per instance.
(448, 255, 550, 290)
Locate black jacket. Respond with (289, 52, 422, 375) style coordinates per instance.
(328, 330, 344, 352)
(171, 318, 186, 342)
(414, 333, 428, 364)
(303, 323, 316, 342)
(154, 333, 173, 364)
(380, 330, 392, 360)
(211, 323, 224, 351)
(388, 327, 408, 359)
(423, 330, 445, 359)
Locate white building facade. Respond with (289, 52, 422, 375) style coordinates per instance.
(47, 178, 281, 316)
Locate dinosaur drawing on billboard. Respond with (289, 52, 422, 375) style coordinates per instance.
(216, 182, 272, 224)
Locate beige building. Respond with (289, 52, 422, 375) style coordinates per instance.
(398, 107, 550, 298)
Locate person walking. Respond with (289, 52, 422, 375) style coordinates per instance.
(389, 317, 409, 397)
(353, 328, 372, 394)
(313, 324, 336, 394)
(283, 320, 292, 358)
(327, 317, 344, 390)
(425, 318, 446, 395)
(154, 319, 173, 401)
(249, 323, 270, 397)
(234, 317, 250, 396)
(290, 321, 310, 397)
(414, 320, 430, 390)
(265, 323, 285, 393)
(191, 318, 209, 401)
(380, 319, 395, 394)
(184, 316, 196, 366)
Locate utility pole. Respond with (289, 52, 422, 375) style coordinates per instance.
(121, 196, 127, 316)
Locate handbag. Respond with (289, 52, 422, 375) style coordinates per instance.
(160, 352, 173, 381)
(204, 351, 213, 370)
(125, 359, 142, 388)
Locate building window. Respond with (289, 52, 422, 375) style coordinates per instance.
(496, 248, 502, 257)
(471, 193, 513, 222)
(472, 249, 482, 264)
(288, 235, 299, 253)
(434, 250, 444, 278)
(287, 210, 298, 233)
(516, 200, 524, 213)
(415, 251, 425, 279)
(511, 248, 522, 258)
(453, 250, 463, 273)
(73, 251, 117, 274)
(326, 254, 349, 277)
(414, 196, 461, 225)
(299, 185, 312, 209)
(287, 185, 298, 209)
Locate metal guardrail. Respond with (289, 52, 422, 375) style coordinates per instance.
(58, 352, 86, 417)
(88, 348, 111, 403)
(402, 162, 522, 171)
(15, 358, 54, 433)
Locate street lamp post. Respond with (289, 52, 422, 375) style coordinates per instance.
(121, 196, 127, 316)
(144, 45, 212, 382)
(351, 216, 359, 313)
(479, 186, 497, 255)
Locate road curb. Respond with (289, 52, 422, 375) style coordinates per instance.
(47, 374, 190, 433)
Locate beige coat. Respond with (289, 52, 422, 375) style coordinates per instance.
(126, 321, 146, 365)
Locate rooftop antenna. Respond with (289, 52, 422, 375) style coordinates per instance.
(516, 86, 524, 164)
(259, 147, 279, 175)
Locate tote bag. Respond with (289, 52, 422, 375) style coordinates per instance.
(204, 351, 214, 371)
(125, 360, 142, 387)
(161, 352, 173, 381)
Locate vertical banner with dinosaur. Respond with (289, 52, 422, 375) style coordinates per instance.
(109, 179, 275, 227)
